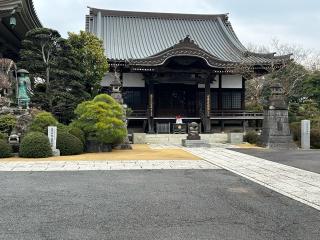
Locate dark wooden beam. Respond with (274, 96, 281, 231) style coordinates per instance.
(204, 77, 211, 133)
(147, 81, 155, 133)
(242, 76, 246, 110)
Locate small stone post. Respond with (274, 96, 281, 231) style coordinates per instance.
(301, 120, 311, 150)
(48, 126, 60, 156)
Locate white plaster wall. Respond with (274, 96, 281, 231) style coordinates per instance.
(222, 75, 243, 89)
(123, 73, 145, 87)
(100, 73, 145, 87)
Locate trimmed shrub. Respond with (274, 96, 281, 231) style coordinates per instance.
(244, 131, 259, 144)
(19, 132, 52, 158)
(72, 94, 127, 144)
(311, 129, 320, 149)
(29, 112, 58, 133)
(68, 127, 85, 144)
(57, 123, 69, 133)
(0, 139, 12, 158)
(290, 122, 301, 142)
(0, 132, 7, 140)
(57, 131, 84, 156)
(0, 114, 17, 135)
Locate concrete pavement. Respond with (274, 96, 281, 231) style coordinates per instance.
(186, 147, 320, 211)
(1, 170, 319, 240)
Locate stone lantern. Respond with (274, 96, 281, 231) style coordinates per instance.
(269, 81, 287, 110)
(109, 70, 132, 150)
(261, 80, 296, 149)
(110, 71, 123, 104)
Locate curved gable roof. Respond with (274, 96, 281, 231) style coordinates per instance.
(86, 8, 291, 66)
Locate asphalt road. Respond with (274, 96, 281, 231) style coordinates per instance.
(232, 149, 320, 174)
(0, 170, 319, 240)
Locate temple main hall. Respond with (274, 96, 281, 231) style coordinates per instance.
(86, 8, 291, 134)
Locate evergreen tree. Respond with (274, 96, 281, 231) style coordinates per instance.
(68, 31, 109, 96)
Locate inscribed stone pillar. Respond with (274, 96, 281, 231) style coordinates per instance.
(301, 120, 311, 150)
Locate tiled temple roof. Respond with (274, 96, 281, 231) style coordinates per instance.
(86, 8, 291, 67)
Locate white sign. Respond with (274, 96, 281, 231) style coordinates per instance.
(48, 126, 57, 150)
(301, 120, 310, 150)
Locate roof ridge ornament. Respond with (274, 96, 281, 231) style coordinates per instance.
(175, 35, 199, 49)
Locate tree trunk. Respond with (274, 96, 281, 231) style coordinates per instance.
(46, 65, 52, 111)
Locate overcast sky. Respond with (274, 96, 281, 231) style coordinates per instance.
(33, 0, 320, 51)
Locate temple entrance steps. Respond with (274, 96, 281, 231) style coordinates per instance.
(132, 133, 228, 145)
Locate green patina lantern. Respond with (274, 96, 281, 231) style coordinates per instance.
(16, 69, 31, 109)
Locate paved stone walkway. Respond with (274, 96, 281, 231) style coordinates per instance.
(149, 143, 240, 149)
(0, 160, 221, 172)
(186, 147, 320, 211)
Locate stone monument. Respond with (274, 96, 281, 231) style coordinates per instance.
(261, 81, 296, 149)
(110, 70, 132, 150)
(48, 126, 60, 156)
(182, 122, 210, 147)
(301, 120, 311, 150)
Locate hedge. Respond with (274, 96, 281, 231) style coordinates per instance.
(0, 139, 12, 158)
(57, 131, 84, 156)
(68, 127, 86, 144)
(19, 132, 52, 158)
(29, 112, 58, 133)
(311, 129, 320, 149)
(244, 131, 260, 144)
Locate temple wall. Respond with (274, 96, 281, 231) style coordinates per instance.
(101, 73, 243, 89)
(221, 74, 242, 89)
(123, 73, 145, 87)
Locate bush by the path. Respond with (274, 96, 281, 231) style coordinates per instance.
(311, 129, 320, 149)
(29, 112, 58, 133)
(68, 127, 85, 144)
(244, 131, 259, 144)
(57, 131, 84, 156)
(19, 132, 52, 158)
(0, 139, 12, 158)
(72, 94, 127, 144)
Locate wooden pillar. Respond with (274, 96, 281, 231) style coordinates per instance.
(148, 81, 155, 133)
(220, 120, 225, 132)
(218, 74, 222, 110)
(204, 78, 211, 133)
(241, 77, 246, 110)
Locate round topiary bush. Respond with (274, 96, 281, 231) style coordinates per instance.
(0, 139, 12, 158)
(19, 132, 52, 158)
(57, 131, 84, 156)
(68, 127, 85, 144)
(311, 128, 320, 149)
(244, 131, 260, 144)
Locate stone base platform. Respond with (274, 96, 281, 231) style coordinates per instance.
(182, 139, 211, 148)
(133, 133, 228, 144)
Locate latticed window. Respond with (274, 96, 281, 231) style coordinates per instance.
(222, 91, 242, 109)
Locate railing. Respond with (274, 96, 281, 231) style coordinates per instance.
(129, 110, 148, 118)
(128, 110, 264, 120)
(210, 111, 264, 120)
